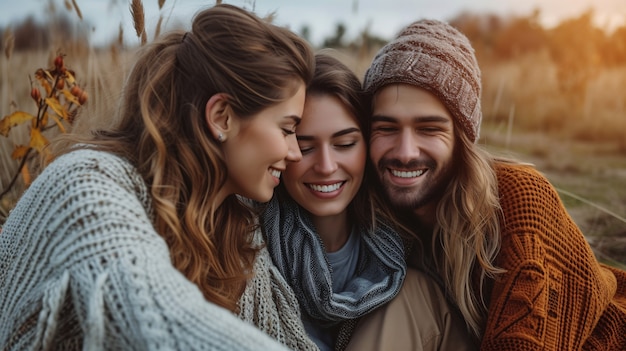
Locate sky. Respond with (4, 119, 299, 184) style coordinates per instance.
(1, 0, 625, 47)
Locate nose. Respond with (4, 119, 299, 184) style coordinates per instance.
(286, 134, 302, 162)
(313, 145, 338, 175)
(395, 128, 421, 163)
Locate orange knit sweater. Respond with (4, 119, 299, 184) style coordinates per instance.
(481, 163, 626, 350)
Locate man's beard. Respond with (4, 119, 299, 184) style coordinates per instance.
(376, 157, 454, 211)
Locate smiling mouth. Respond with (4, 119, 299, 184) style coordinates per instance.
(390, 169, 426, 178)
(270, 168, 282, 178)
(306, 182, 344, 193)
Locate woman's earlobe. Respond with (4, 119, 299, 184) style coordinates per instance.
(205, 93, 231, 141)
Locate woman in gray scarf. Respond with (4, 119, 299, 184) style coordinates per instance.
(260, 53, 407, 351)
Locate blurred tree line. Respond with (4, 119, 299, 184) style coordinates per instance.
(306, 9, 626, 101)
(3, 8, 625, 110)
(448, 10, 626, 100)
(0, 14, 90, 52)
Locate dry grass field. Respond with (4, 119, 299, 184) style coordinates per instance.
(1, 1, 625, 266)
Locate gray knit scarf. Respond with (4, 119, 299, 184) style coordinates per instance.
(261, 195, 406, 327)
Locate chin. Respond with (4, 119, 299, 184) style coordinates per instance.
(309, 205, 346, 218)
(254, 191, 274, 203)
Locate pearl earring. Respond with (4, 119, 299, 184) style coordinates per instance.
(217, 133, 224, 142)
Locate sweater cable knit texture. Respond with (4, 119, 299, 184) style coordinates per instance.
(481, 162, 626, 351)
(0, 148, 291, 351)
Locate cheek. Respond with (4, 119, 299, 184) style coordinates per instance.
(283, 160, 308, 183)
(369, 137, 388, 162)
(427, 139, 454, 161)
(351, 146, 367, 174)
(252, 131, 289, 160)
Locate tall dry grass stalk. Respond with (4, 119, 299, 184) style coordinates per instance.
(1, 35, 14, 200)
(155, 15, 163, 40)
(118, 24, 124, 47)
(3, 30, 14, 60)
(130, 0, 146, 45)
(505, 104, 515, 149)
(71, 0, 83, 20)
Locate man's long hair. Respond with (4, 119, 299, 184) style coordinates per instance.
(432, 129, 506, 338)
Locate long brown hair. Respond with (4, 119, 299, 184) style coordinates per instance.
(433, 128, 506, 337)
(56, 4, 314, 312)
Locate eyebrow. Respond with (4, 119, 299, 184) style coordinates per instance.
(297, 127, 361, 141)
(372, 115, 450, 124)
(287, 115, 302, 126)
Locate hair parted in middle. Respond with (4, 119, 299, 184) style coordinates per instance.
(301, 52, 379, 228)
(84, 4, 315, 311)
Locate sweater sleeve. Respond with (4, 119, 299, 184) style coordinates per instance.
(0, 149, 288, 351)
(480, 164, 614, 351)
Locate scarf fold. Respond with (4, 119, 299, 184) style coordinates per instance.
(262, 196, 406, 326)
(238, 228, 320, 351)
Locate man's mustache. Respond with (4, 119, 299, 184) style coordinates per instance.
(377, 158, 435, 172)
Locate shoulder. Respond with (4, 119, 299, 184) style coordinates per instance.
(48, 148, 149, 201)
(494, 161, 550, 187)
(493, 161, 568, 234)
(8, 148, 153, 232)
(53, 147, 137, 180)
(2, 148, 160, 280)
(493, 161, 556, 201)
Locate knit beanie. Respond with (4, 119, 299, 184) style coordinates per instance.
(363, 19, 482, 142)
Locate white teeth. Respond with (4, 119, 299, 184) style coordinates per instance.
(270, 169, 281, 178)
(390, 169, 425, 178)
(308, 182, 342, 193)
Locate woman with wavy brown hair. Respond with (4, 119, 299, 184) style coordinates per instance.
(0, 4, 317, 350)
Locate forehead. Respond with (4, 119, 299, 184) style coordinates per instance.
(300, 94, 359, 131)
(372, 84, 451, 121)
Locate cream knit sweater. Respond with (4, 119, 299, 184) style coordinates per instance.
(0, 148, 291, 350)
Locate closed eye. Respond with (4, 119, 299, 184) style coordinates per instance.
(336, 141, 357, 149)
(420, 127, 441, 132)
(372, 126, 397, 133)
(299, 145, 313, 154)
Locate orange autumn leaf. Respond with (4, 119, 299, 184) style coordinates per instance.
(41, 80, 53, 96)
(40, 111, 49, 128)
(11, 145, 30, 159)
(49, 114, 67, 133)
(34, 70, 53, 96)
(29, 127, 49, 152)
(45, 97, 69, 120)
(1, 54, 86, 197)
(0, 111, 35, 136)
(65, 70, 76, 85)
(62, 88, 80, 105)
(21, 164, 32, 186)
(43, 69, 55, 81)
